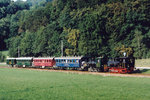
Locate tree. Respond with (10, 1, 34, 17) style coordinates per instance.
(132, 28, 146, 58)
(64, 28, 80, 56)
(0, 52, 6, 62)
(20, 31, 35, 56)
(8, 36, 21, 57)
(0, 17, 10, 50)
(116, 45, 133, 57)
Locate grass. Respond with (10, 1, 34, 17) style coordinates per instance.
(0, 63, 6, 67)
(0, 68, 150, 100)
(135, 59, 150, 67)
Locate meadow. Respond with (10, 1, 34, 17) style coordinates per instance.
(135, 59, 150, 67)
(0, 68, 150, 100)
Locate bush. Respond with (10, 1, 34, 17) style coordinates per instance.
(0, 52, 6, 62)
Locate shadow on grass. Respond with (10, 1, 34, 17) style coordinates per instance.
(133, 69, 150, 74)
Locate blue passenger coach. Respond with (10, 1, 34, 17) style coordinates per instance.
(55, 57, 81, 68)
(55, 56, 96, 70)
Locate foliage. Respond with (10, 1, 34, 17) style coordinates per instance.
(64, 28, 80, 56)
(8, 36, 22, 57)
(0, 52, 6, 62)
(0, 0, 149, 58)
(115, 45, 133, 57)
(0, 0, 29, 51)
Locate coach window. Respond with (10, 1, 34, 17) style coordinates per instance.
(76, 59, 79, 63)
(69, 60, 71, 63)
(73, 60, 75, 63)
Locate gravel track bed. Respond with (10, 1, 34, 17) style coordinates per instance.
(1, 66, 150, 78)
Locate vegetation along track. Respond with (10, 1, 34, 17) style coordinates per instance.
(1, 65, 150, 78)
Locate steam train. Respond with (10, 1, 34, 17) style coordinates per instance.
(6, 56, 135, 73)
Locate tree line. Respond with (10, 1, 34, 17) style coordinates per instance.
(0, 0, 150, 59)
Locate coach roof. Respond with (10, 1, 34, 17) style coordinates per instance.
(7, 58, 16, 60)
(33, 57, 54, 60)
(16, 57, 33, 60)
(55, 56, 83, 60)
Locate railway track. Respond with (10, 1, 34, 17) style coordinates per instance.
(1, 65, 150, 78)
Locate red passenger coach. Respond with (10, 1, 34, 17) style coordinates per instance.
(33, 57, 55, 68)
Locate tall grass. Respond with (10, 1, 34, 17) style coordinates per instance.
(0, 68, 150, 100)
(135, 59, 150, 67)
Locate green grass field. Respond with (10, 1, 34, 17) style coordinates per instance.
(0, 68, 150, 100)
(0, 64, 7, 67)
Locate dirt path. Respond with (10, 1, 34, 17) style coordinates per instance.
(1, 66, 150, 78)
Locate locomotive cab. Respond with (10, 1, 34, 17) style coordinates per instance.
(108, 57, 135, 73)
(97, 57, 135, 73)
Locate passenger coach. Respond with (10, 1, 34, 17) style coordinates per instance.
(55, 56, 96, 70)
(6, 58, 16, 67)
(33, 57, 55, 68)
(16, 57, 33, 67)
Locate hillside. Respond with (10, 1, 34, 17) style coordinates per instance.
(0, 0, 150, 58)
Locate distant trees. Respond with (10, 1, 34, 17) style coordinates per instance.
(0, 0, 29, 51)
(0, 0, 150, 58)
(0, 52, 6, 62)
